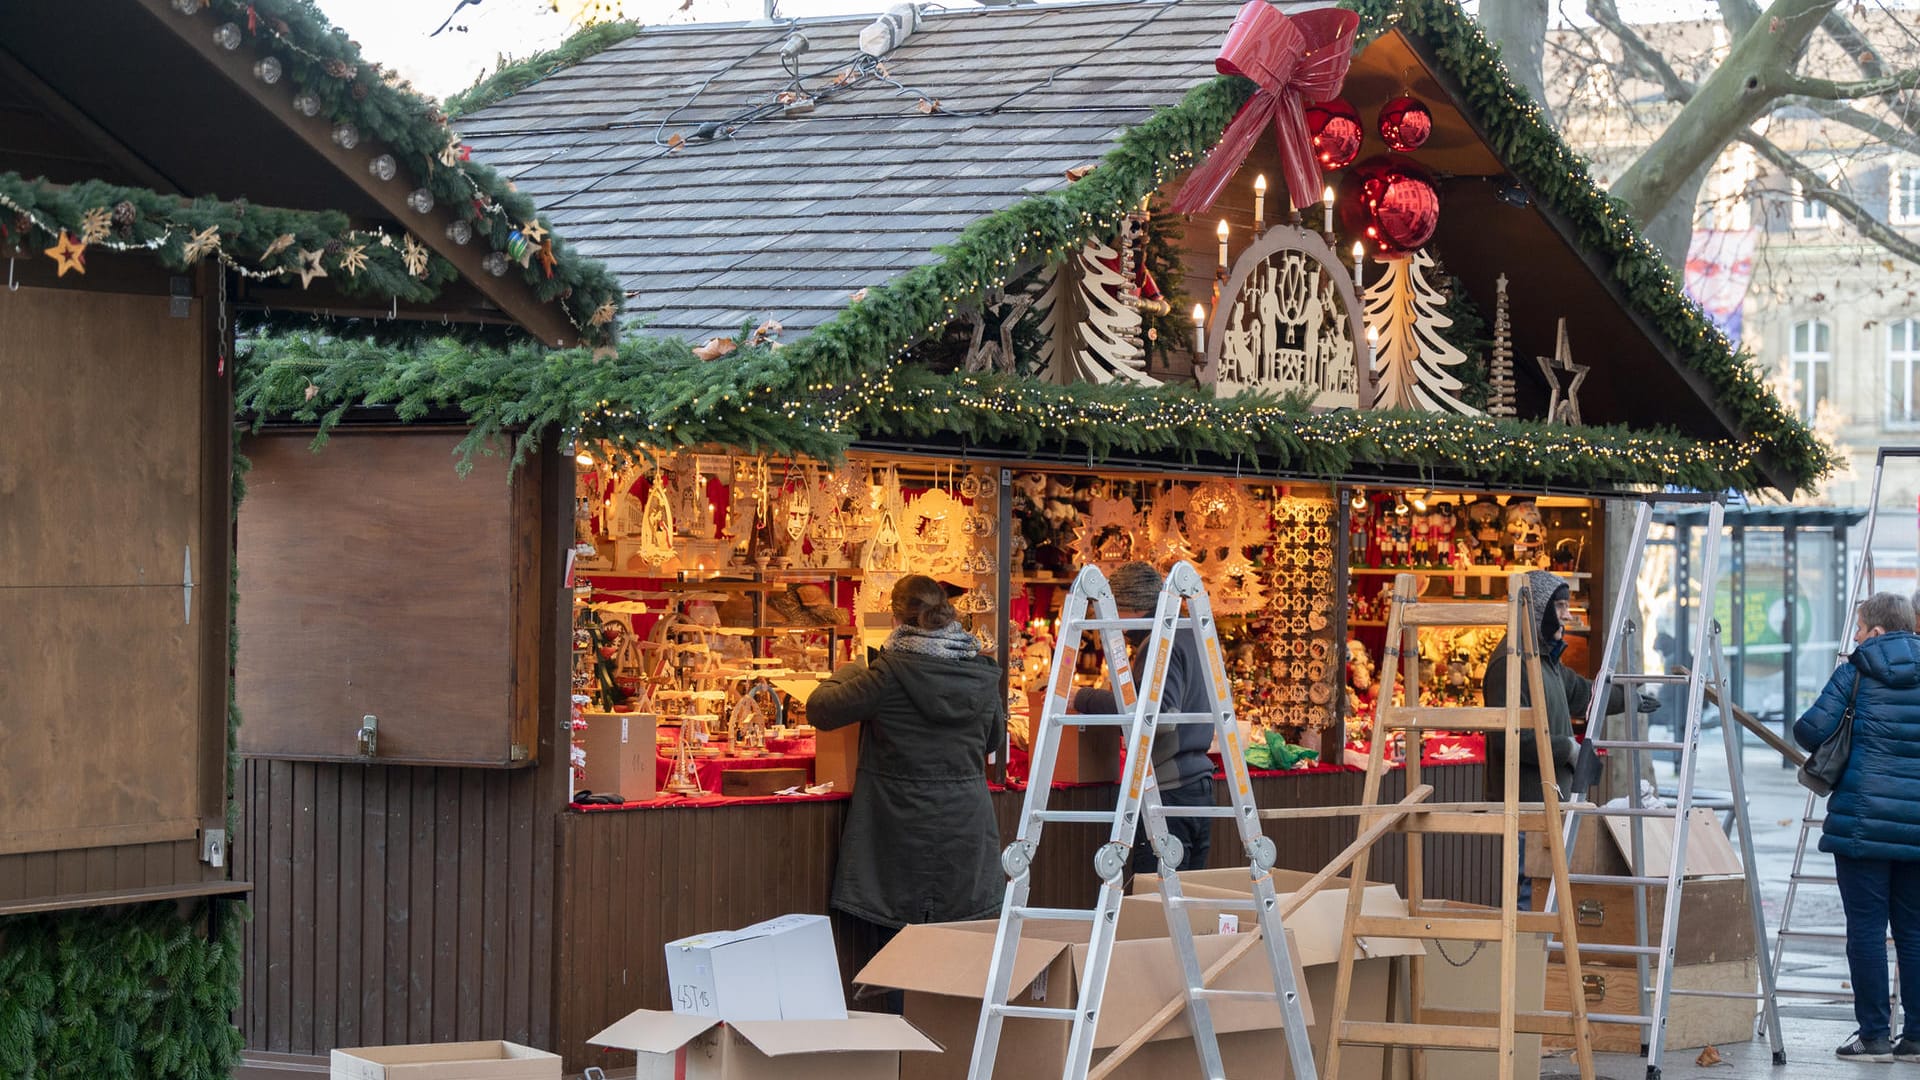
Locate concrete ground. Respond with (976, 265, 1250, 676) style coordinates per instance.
(1547, 730, 1908, 1080)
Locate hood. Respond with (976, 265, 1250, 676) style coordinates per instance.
(1850, 630, 1920, 688)
(1519, 569, 1569, 639)
(886, 651, 1002, 724)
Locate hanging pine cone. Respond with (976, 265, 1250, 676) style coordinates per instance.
(427, 107, 446, 125)
(352, 81, 370, 101)
(324, 57, 354, 79)
(111, 200, 137, 238)
(232, 198, 249, 218)
(322, 238, 344, 257)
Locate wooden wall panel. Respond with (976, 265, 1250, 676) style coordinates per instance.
(235, 430, 531, 767)
(551, 763, 1494, 1071)
(238, 759, 555, 1057)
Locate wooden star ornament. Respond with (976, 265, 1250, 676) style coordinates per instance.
(520, 219, 548, 244)
(401, 233, 430, 278)
(1536, 317, 1589, 426)
(182, 225, 221, 264)
(294, 248, 328, 289)
(45, 230, 86, 276)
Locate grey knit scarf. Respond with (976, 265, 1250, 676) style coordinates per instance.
(884, 621, 982, 661)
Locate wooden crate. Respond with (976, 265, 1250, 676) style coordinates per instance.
(1542, 957, 1758, 1052)
(1528, 875, 1754, 966)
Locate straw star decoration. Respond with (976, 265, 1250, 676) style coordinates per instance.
(520, 219, 548, 244)
(337, 243, 367, 276)
(44, 230, 86, 276)
(79, 207, 112, 245)
(181, 225, 221, 264)
(294, 248, 328, 289)
(401, 233, 430, 278)
(588, 300, 617, 327)
(261, 232, 296, 260)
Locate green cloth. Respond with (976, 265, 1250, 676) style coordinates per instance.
(1245, 729, 1319, 771)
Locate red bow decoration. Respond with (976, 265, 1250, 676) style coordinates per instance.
(1171, 4, 1361, 216)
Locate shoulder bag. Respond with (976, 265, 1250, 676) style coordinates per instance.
(1797, 668, 1861, 796)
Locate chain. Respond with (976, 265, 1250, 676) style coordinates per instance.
(216, 268, 230, 376)
(1430, 938, 1485, 967)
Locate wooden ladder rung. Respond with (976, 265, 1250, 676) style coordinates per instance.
(1351, 912, 1563, 941)
(1398, 602, 1511, 626)
(1378, 706, 1520, 730)
(1339, 1021, 1503, 1050)
(1390, 810, 1548, 835)
(1418, 1009, 1582, 1037)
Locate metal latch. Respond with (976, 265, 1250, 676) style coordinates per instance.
(357, 714, 378, 758)
(1576, 898, 1605, 926)
(200, 827, 227, 868)
(1582, 973, 1607, 1002)
(509, 742, 530, 763)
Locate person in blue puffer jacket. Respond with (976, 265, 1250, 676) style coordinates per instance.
(1794, 591, 1920, 1063)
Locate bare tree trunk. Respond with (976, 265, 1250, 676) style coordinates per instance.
(1642, 165, 1709, 266)
(1477, 0, 1551, 114)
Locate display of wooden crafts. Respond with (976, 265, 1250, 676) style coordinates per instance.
(905, 486, 967, 575)
(1073, 493, 1144, 570)
(1145, 483, 1196, 567)
(664, 730, 704, 795)
(1364, 247, 1477, 415)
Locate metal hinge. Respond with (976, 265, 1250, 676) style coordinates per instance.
(509, 743, 530, 763)
(1576, 898, 1605, 926)
(1582, 973, 1607, 1002)
(182, 545, 194, 624)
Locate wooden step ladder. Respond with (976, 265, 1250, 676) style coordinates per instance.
(1319, 572, 1597, 1080)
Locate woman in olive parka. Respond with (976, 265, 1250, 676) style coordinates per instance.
(810, 574, 1005, 940)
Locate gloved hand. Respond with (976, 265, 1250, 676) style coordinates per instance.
(1636, 691, 1661, 713)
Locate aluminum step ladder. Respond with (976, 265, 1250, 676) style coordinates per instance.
(966, 561, 1316, 1080)
(1545, 499, 1783, 1078)
(1312, 573, 1598, 1080)
(1770, 446, 1919, 1011)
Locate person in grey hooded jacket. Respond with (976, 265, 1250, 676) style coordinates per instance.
(1070, 561, 1216, 875)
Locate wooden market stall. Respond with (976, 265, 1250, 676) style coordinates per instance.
(0, 1, 618, 1075)
(231, 0, 1831, 1072)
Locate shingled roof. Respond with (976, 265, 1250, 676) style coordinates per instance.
(458, 0, 1241, 339)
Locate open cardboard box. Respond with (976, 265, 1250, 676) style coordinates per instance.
(858, 868, 1422, 1080)
(1524, 807, 1740, 879)
(591, 1009, 940, 1080)
(665, 914, 847, 1021)
(330, 1041, 560, 1080)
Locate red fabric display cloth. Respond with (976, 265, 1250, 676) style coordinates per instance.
(1004, 732, 1486, 789)
(1171, 4, 1360, 214)
(654, 730, 815, 794)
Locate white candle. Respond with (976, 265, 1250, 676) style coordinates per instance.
(1352, 240, 1365, 289)
(1322, 185, 1335, 234)
(1193, 303, 1206, 354)
(1217, 220, 1230, 271)
(1253, 175, 1267, 230)
(1366, 324, 1379, 367)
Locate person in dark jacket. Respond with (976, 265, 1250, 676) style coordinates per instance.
(810, 575, 1006, 944)
(1481, 570, 1638, 906)
(1071, 561, 1216, 875)
(1793, 591, 1920, 1063)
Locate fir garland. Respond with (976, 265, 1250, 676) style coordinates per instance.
(239, 331, 1780, 492)
(445, 21, 643, 120)
(130, 0, 624, 340)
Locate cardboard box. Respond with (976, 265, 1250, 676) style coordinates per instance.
(665, 914, 847, 1021)
(1542, 957, 1759, 1052)
(1523, 808, 1740, 880)
(1416, 902, 1546, 1080)
(330, 1041, 560, 1080)
(860, 868, 1422, 1080)
(722, 767, 809, 797)
(592, 1009, 940, 1080)
(579, 711, 657, 801)
(813, 723, 859, 793)
(1529, 875, 1755, 967)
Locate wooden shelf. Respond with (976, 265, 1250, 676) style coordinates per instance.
(1348, 566, 1591, 578)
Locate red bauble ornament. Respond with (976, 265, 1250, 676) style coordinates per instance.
(1306, 97, 1363, 170)
(1339, 158, 1440, 256)
(1378, 95, 1433, 152)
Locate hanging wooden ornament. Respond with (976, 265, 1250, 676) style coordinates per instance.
(861, 467, 906, 574)
(1486, 273, 1518, 418)
(906, 487, 967, 575)
(1146, 484, 1196, 567)
(1034, 225, 1161, 387)
(1072, 494, 1145, 570)
(1185, 479, 1246, 559)
(635, 475, 677, 568)
(1537, 318, 1589, 425)
(1364, 248, 1478, 415)
(610, 466, 644, 538)
(1212, 551, 1267, 616)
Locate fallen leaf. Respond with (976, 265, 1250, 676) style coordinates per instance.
(849, 288, 869, 303)
(832, 67, 858, 87)
(750, 319, 784, 344)
(916, 98, 940, 114)
(1777, 818, 1792, 827)
(776, 90, 798, 105)
(667, 133, 685, 150)
(1065, 164, 1098, 181)
(694, 337, 736, 361)
(1696, 1045, 1722, 1067)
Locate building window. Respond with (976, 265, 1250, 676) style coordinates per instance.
(1889, 318, 1920, 427)
(1790, 318, 1832, 421)
(1793, 173, 1833, 227)
(1895, 167, 1920, 226)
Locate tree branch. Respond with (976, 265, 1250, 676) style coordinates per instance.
(1779, 95, 1920, 158)
(1717, 0, 1761, 37)
(1737, 129, 1920, 268)
(1586, 0, 1697, 100)
(1781, 66, 1920, 99)
(1820, 8, 1885, 79)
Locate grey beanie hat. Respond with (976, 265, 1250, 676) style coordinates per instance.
(1109, 561, 1165, 612)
